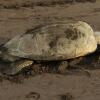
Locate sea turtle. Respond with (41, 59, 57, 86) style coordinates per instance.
(0, 21, 99, 75)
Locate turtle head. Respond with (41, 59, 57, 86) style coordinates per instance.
(0, 46, 14, 62)
(0, 46, 9, 61)
(0, 49, 18, 62)
(0, 44, 6, 58)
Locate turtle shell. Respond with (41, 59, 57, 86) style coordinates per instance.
(3, 21, 97, 60)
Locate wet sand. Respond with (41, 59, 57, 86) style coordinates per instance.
(0, 0, 100, 100)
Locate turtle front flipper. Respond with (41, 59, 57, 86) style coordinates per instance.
(3, 60, 33, 75)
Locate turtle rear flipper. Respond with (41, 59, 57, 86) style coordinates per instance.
(3, 60, 33, 75)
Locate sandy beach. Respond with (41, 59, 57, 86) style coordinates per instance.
(0, 0, 100, 100)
